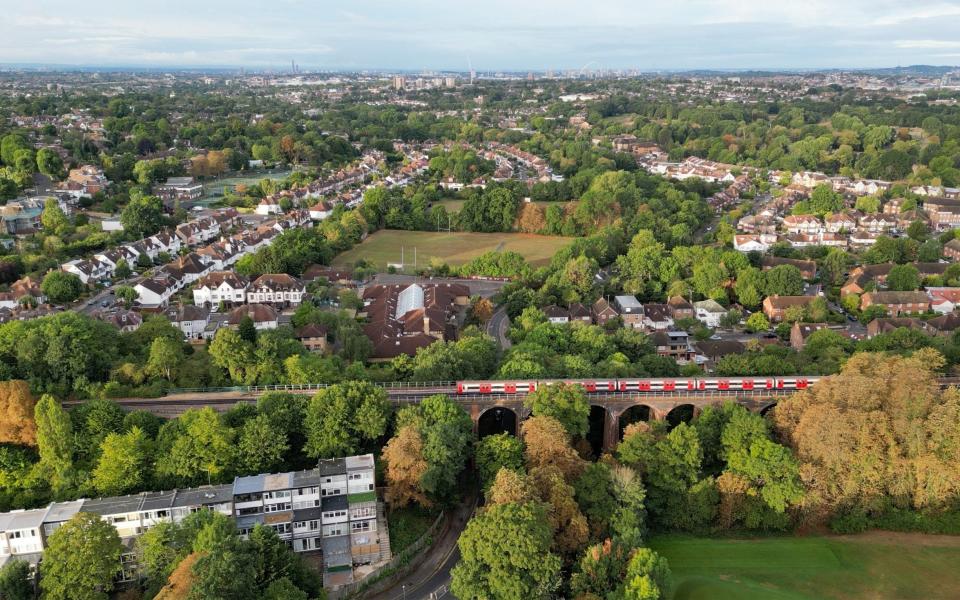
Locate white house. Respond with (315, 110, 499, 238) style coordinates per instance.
(193, 271, 250, 308)
(694, 299, 727, 328)
(309, 201, 333, 221)
(255, 198, 283, 216)
(734, 235, 772, 253)
(246, 274, 305, 307)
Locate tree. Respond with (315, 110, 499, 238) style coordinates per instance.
(115, 284, 136, 308)
(238, 414, 289, 475)
(524, 383, 590, 438)
(41, 271, 84, 303)
(190, 545, 257, 600)
(157, 407, 235, 484)
(522, 415, 585, 481)
(476, 432, 525, 490)
(264, 578, 308, 600)
(35, 394, 73, 488)
(744, 312, 770, 333)
(382, 425, 430, 508)
(451, 502, 562, 600)
(238, 315, 258, 344)
(573, 462, 618, 538)
(530, 465, 590, 556)
(854, 195, 881, 214)
(763, 265, 804, 296)
(147, 336, 184, 381)
(40, 512, 123, 600)
(395, 395, 474, 503)
(92, 426, 149, 496)
(41, 197, 70, 234)
(305, 382, 390, 459)
(0, 380, 36, 445)
(570, 539, 634, 599)
(886, 264, 920, 291)
(623, 548, 671, 600)
(487, 468, 538, 505)
(807, 184, 843, 216)
(120, 194, 164, 238)
(114, 260, 132, 280)
(0, 559, 32, 600)
(36, 147, 65, 179)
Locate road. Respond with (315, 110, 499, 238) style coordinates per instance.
(364, 497, 476, 600)
(486, 307, 512, 349)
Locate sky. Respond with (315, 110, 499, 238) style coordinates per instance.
(4, 0, 960, 71)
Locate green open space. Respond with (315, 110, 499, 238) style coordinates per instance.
(650, 533, 960, 600)
(330, 229, 573, 271)
(387, 505, 439, 553)
(198, 169, 294, 202)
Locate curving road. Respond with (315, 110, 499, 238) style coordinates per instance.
(485, 308, 512, 350)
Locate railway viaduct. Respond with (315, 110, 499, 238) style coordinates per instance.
(91, 386, 797, 451)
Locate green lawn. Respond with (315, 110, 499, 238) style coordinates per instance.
(650, 533, 960, 600)
(331, 229, 573, 271)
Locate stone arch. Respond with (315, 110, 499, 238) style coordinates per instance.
(618, 404, 653, 440)
(666, 403, 696, 429)
(477, 406, 518, 438)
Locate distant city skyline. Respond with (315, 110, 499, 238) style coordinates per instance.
(4, 0, 960, 71)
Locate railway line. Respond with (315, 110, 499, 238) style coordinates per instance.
(67, 376, 960, 418)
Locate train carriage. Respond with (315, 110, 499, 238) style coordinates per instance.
(456, 377, 821, 395)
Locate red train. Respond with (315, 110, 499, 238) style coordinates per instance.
(455, 377, 819, 395)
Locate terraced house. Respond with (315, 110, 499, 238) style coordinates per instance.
(0, 454, 389, 589)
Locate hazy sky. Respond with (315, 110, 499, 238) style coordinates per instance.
(4, 0, 960, 70)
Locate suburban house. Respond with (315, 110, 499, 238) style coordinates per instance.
(693, 299, 727, 328)
(782, 215, 824, 235)
(361, 283, 470, 361)
(667, 296, 694, 320)
(858, 213, 898, 232)
(295, 324, 329, 353)
(256, 198, 283, 216)
(155, 177, 203, 203)
(166, 304, 211, 340)
(944, 238, 960, 261)
(101, 309, 143, 332)
(642, 303, 674, 331)
(824, 212, 857, 233)
(614, 295, 644, 329)
(227, 304, 279, 330)
(0, 199, 43, 234)
(10, 276, 45, 304)
(762, 295, 816, 322)
(866, 317, 934, 339)
(134, 273, 182, 309)
(568, 303, 593, 323)
(543, 305, 570, 324)
(247, 274, 306, 307)
(309, 201, 333, 221)
(591, 298, 619, 326)
(62, 258, 110, 284)
(694, 340, 746, 371)
(926, 287, 960, 314)
(652, 330, 695, 363)
(733, 234, 773, 253)
(860, 291, 930, 316)
(193, 271, 250, 307)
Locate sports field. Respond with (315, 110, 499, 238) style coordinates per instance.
(330, 229, 573, 271)
(650, 533, 960, 600)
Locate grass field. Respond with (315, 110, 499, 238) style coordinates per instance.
(331, 229, 574, 271)
(199, 170, 293, 202)
(650, 533, 960, 600)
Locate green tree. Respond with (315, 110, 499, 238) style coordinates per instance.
(36, 147, 65, 179)
(0, 559, 32, 600)
(92, 426, 149, 496)
(305, 381, 390, 458)
(238, 315, 258, 344)
(35, 394, 73, 488)
(238, 414, 289, 474)
(524, 383, 590, 438)
(451, 502, 562, 600)
(744, 312, 770, 333)
(146, 336, 184, 381)
(41, 197, 70, 234)
(623, 548, 672, 600)
(40, 512, 123, 600)
(114, 284, 136, 308)
(114, 260, 132, 280)
(120, 193, 164, 238)
(763, 265, 805, 296)
(886, 264, 920, 291)
(157, 407, 235, 484)
(41, 271, 84, 303)
(476, 432, 525, 490)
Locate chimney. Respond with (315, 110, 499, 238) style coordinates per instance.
(423, 316, 430, 335)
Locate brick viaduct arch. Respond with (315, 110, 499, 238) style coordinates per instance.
(463, 394, 785, 451)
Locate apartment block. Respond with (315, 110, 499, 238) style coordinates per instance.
(0, 454, 389, 590)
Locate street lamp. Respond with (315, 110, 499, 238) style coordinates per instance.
(402, 584, 407, 600)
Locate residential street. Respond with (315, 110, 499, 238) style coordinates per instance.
(486, 307, 512, 349)
(364, 497, 476, 600)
